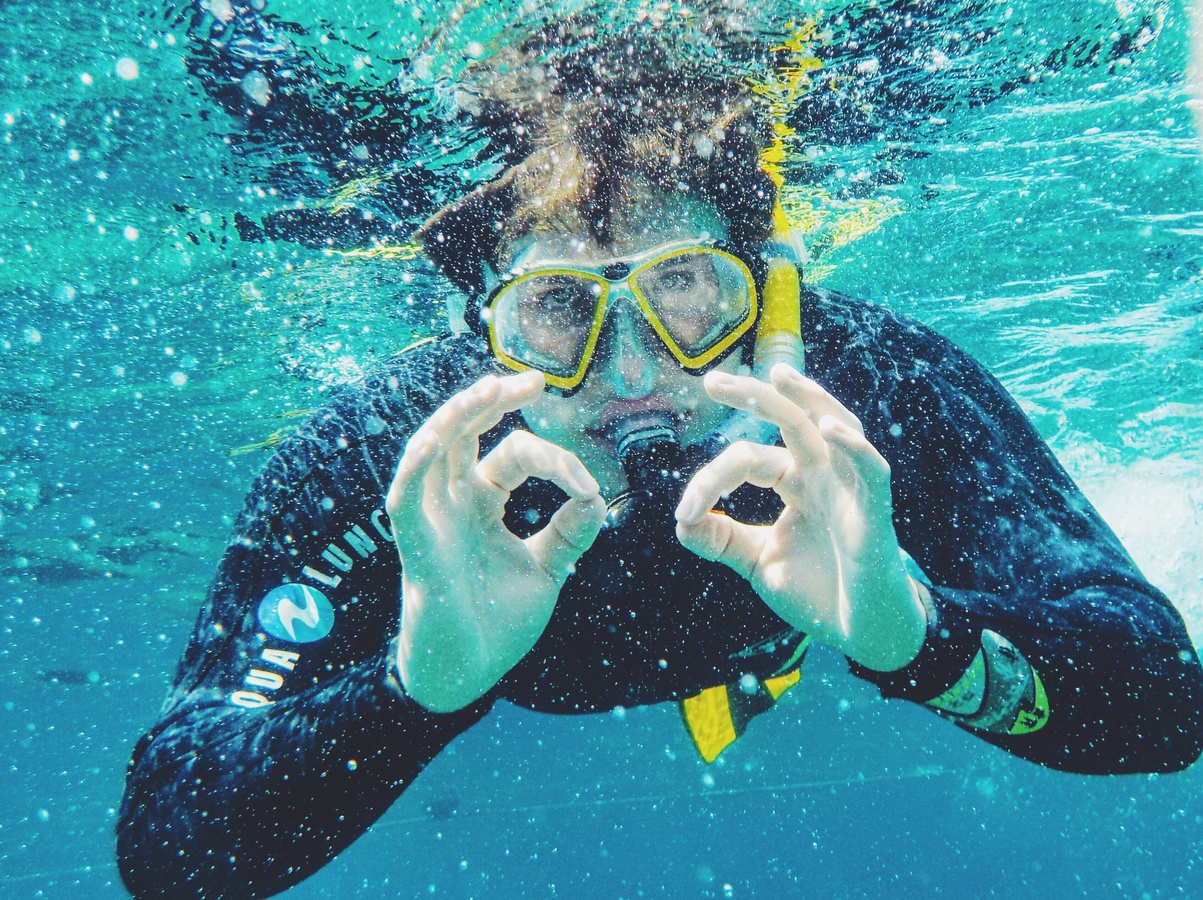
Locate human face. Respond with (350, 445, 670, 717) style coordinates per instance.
(516, 197, 750, 496)
(485, 241, 758, 392)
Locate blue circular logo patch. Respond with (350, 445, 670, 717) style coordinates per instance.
(257, 584, 336, 644)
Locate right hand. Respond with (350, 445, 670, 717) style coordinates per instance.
(387, 371, 607, 713)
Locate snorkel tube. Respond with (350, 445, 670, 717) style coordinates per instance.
(610, 202, 805, 531)
(682, 200, 806, 469)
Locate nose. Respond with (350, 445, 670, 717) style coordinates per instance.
(597, 298, 658, 399)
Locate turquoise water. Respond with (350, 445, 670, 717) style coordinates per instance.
(3, 0, 1203, 896)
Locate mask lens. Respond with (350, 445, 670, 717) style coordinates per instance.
(634, 249, 754, 356)
(490, 272, 604, 378)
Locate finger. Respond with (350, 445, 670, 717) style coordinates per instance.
(770, 364, 864, 435)
(675, 442, 792, 525)
(424, 371, 545, 447)
(425, 372, 546, 482)
(819, 414, 891, 492)
(386, 430, 446, 559)
(703, 370, 827, 462)
(478, 431, 600, 500)
(526, 494, 608, 582)
(675, 510, 767, 580)
(387, 429, 442, 526)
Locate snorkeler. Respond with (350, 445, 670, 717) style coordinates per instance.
(118, 18, 1203, 900)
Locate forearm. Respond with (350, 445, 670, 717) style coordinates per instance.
(837, 548, 928, 673)
(117, 653, 491, 899)
(398, 576, 504, 714)
(852, 581, 1203, 774)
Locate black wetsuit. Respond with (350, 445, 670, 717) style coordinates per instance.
(117, 288, 1203, 899)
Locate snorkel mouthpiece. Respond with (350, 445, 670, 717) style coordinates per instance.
(615, 413, 682, 490)
(605, 412, 684, 534)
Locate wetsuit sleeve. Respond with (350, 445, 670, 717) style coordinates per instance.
(816, 296, 1203, 774)
(117, 338, 495, 898)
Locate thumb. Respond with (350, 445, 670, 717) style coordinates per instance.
(526, 494, 608, 583)
(675, 512, 761, 581)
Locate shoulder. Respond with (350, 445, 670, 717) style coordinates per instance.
(802, 286, 970, 389)
(234, 334, 494, 548)
(800, 286, 1038, 460)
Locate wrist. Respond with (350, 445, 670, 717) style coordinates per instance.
(850, 574, 929, 673)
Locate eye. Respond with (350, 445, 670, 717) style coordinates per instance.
(518, 276, 598, 327)
(653, 265, 697, 292)
(537, 283, 588, 309)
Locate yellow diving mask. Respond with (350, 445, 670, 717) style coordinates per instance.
(481, 240, 761, 394)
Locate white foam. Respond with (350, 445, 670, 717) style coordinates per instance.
(1074, 455, 1203, 645)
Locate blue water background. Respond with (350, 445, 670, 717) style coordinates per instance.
(3, 0, 1203, 896)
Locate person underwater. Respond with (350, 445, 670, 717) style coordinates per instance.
(118, 26, 1203, 900)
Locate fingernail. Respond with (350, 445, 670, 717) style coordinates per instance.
(819, 414, 844, 434)
(773, 363, 803, 381)
(675, 494, 699, 524)
(406, 431, 433, 456)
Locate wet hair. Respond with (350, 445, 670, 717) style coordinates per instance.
(415, 22, 779, 296)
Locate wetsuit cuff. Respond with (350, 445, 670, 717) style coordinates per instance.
(849, 585, 982, 702)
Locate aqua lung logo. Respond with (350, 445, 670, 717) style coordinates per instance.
(229, 505, 395, 709)
(258, 584, 336, 643)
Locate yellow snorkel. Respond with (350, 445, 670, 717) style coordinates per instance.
(687, 199, 806, 460)
(754, 199, 806, 378)
(688, 28, 813, 458)
(747, 21, 818, 379)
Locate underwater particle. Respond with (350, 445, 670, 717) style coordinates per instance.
(37, 809, 50, 822)
(170, 372, 187, 387)
(426, 796, 458, 821)
(23, 327, 41, 344)
(723, 885, 735, 898)
(116, 58, 139, 81)
(80, 72, 93, 85)
(206, 0, 235, 22)
(241, 70, 270, 107)
(701, 772, 715, 787)
(696, 865, 715, 884)
(611, 705, 627, 720)
(123, 225, 139, 241)
(739, 673, 757, 694)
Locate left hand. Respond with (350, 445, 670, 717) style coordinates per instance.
(674, 364, 926, 672)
